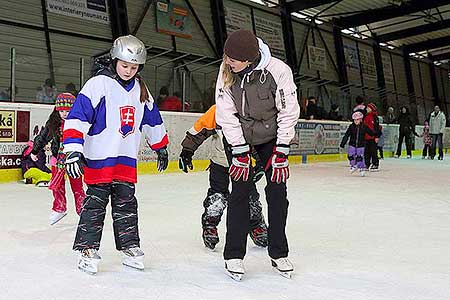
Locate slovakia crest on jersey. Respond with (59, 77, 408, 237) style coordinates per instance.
(119, 105, 135, 137)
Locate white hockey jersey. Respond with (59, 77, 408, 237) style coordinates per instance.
(63, 75, 168, 184)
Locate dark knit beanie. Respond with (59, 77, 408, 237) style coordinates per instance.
(224, 29, 259, 62)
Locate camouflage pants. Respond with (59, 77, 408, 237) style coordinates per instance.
(73, 181, 139, 251)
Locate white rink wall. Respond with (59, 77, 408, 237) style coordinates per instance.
(1, 102, 450, 181)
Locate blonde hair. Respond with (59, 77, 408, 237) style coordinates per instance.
(221, 55, 237, 88)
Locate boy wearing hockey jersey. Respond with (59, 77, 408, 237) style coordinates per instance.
(179, 105, 268, 250)
(63, 35, 169, 274)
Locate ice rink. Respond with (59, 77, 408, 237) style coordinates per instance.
(1, 157, 449, 300)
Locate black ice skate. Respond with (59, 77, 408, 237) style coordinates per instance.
(225, 259, 244, 281)
(271, 257, 294, 279)
(249, 222, 268, 247)
(202, 227, 219, 250)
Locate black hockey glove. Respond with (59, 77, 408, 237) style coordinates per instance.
(179, 149, 194, 173)
(156, 147, 169, 172)
(65, 151, 86, 178)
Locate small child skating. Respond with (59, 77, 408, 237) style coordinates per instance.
(420, 120, 432, 159)
(21, 140, 51, 186)
(179, 105, 268, 250)
(63, 35, 169, 275)
(363, 103, 381, 171)
(340, 111, 375, 177)
(31, 93, 86, 225)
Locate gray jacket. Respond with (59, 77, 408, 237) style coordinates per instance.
(429, 111, 446, 134)
(216, 39, 300, 147)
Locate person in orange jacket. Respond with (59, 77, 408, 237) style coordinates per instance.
(179, 104, 268, 250)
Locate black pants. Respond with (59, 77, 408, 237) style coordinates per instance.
(396, 131, 412, 156)
(202, 161, 264, 229)
(364, 140, 379, 167)
(73, 181, 139, 251)
(430, 133, 443, 159)
(422, 145, 431, 157)
(223, 139, 288, 260)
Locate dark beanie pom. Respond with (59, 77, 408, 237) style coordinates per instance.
(224, 29, 259, 62)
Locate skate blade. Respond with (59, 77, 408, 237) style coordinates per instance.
(273, 267, 292, 279)
(123, 261, 144, 270)
(123, 256, 144, 270)
(50, 213, 67, 225)
(225, 270, 243, 281)
(78, 265, 97, 275)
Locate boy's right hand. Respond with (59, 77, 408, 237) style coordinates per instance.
(178, 149, 194, 173)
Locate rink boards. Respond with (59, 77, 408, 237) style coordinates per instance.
(1, 102, 449, 182)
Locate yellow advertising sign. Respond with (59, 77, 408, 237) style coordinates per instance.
(0, 110, 15, 142)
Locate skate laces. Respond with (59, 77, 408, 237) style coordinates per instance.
(81, 249, 100, 259)
(273, 257, 293, 270)
(123, 247, 144, 257)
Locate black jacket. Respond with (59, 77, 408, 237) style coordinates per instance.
(32, 123, 60, 158)
(340, 123, 375, 148)
(397, 108, 414, 134)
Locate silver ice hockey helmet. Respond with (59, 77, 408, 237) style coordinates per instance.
(110, 35, 147, 64)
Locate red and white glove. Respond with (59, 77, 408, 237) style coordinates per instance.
(229, 144, 251, 182)
(265, 145, 290, 184)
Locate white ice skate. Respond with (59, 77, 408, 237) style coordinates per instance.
(36, 181, 49, 187)
(359, 168, 365, 177)
(49, 210, 67, 225)
(349, 166, 357, 174)
(122, 247, 145, 270)
(225, 259, 244, 281)
(271, 257, 294, 279)
(78, 249, 101, 275)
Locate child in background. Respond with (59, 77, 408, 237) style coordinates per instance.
(363, 103, 381, 171)
(31, 93, 85, 225)
(420, 120, 432, 159)
(21, 140, 51, 186)
(340, 111, 375, 177)
(63, 35, 169, 275)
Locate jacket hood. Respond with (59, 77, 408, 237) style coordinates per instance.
(254, 38, 272, 70)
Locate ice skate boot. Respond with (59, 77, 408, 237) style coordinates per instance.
(78, 249, 101, 275)
(122, 247, 145, 270)
(249, 221, 268, 247)
(349, 166, 357, 173)
(202, 226, 219, 250)
(49, 210, 67, 225)
(369, 165, 379, 172)
(271, 257, 293, 279)
(225, 259, 244, 281)
(359, 168, 365, 177)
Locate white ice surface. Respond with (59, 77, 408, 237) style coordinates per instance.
(1, 158, 450, 300)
